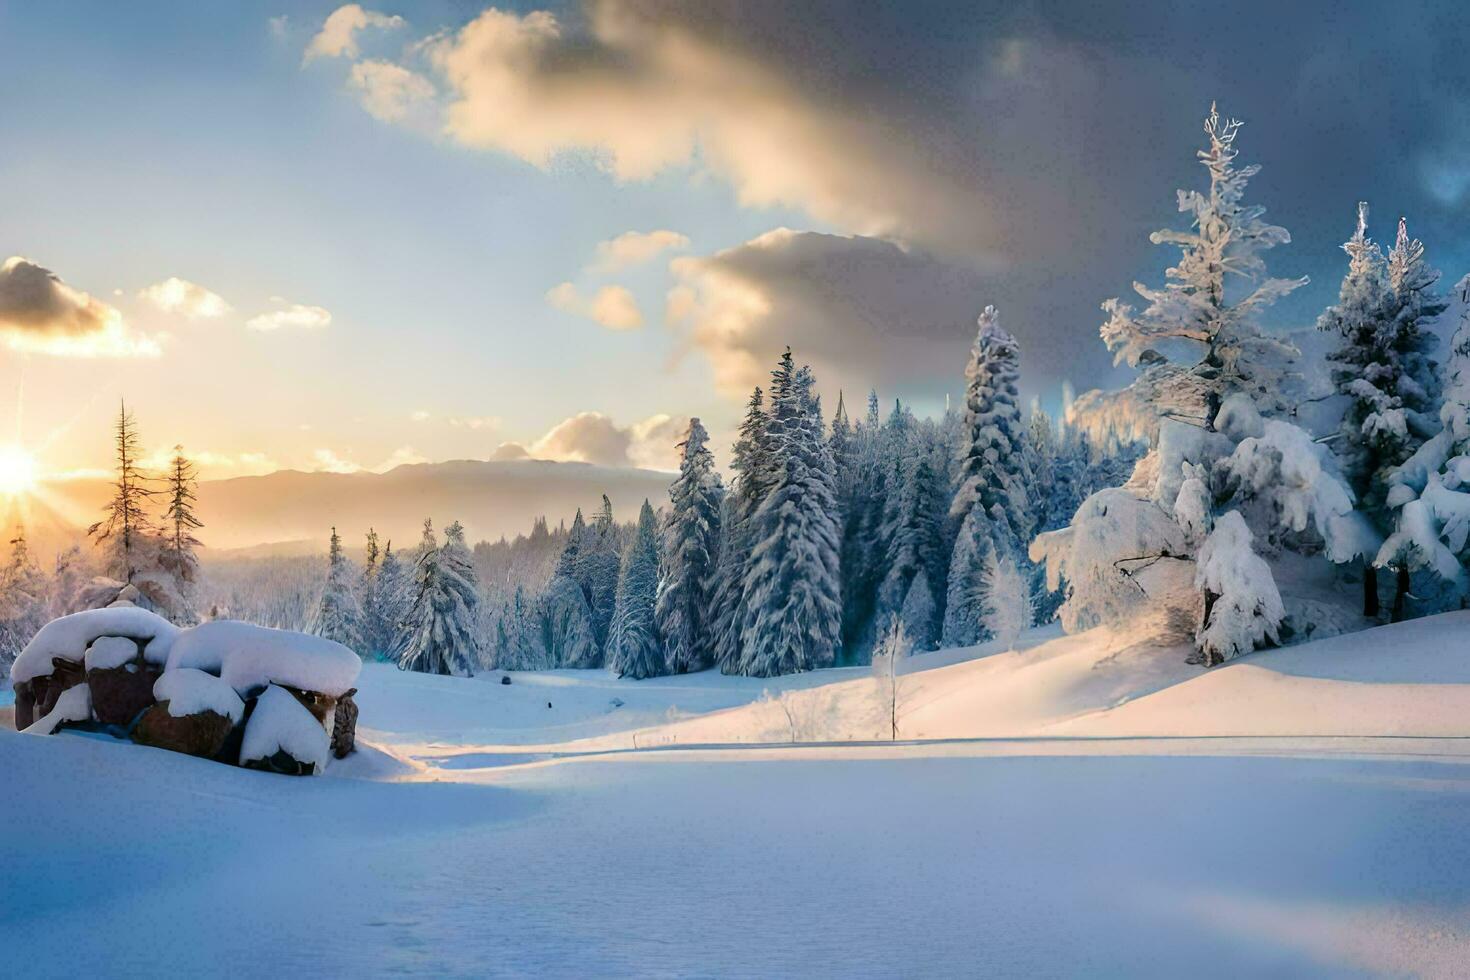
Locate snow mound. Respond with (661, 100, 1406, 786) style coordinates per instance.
(168, 620, 360, 697)
(240, 685, 330, 774)
(84, 636, 143, 672)
(12, 607, 179, 685)
(22, 683, 92, 735)
(154, 669, 245, 724)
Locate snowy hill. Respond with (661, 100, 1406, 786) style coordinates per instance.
(7, 612, 1470, 975)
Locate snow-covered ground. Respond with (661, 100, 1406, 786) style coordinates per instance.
(7, 613, 1470, 976)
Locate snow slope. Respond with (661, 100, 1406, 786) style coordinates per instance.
(6, 612, 1470, 976)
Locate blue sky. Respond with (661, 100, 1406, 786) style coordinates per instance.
(3, 1, 1470, 480)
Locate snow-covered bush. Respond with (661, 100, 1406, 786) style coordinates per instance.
(1194, 512, 1283, 665)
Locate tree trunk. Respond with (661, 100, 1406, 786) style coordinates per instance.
(1391, 564, 1410, 623)
(1363, 561, 1379, 618)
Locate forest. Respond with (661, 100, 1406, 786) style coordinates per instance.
(1, 104, 1464, 683)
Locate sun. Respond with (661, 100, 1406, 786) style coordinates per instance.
(0, 444, 38, 497)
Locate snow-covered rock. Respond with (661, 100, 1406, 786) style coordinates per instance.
(168, 620, 361, 698)
(22, 683, 92, 736)
(239, 685, 331, 775)
(154, 669, 246, 725)
(12, 607, 179, 686)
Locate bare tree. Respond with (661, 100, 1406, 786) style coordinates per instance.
(88, 401, 156, 583)
(871, 614, 912, 741)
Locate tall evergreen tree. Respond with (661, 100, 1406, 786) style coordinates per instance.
(89, 400, 156, 583)
(709, 386, 771, 671)
(157, 444, 203, 622)
(371, 540, 408, 660)
(1099, 102, 1307, 430)
(398, 519, 479, 675)
(0, 526, 46, 679)
(312, 526, 362, 651)
(656, 417, 724, 673)
(944, 306, 1034, 648)
(732, 349, 842, 676)
(836, 389, 891, 661)
(876, 427, 946, 649)
(607, 499, 665, 679)
(539, 572, 597, 667)
(1318, 204, 1444, 615)
(575, 495, 621, 660)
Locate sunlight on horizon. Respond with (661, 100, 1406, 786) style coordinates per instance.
(0, 444, 38, 498)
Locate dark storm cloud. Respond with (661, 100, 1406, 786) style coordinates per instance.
(403, 0, 1470, 395)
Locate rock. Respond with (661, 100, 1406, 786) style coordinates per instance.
(12, 679, 36, 730)
(29, 658, 87, 724)
(331, 689, 358, 759)
(132, 702, 237, 758)
(500, 675, 512, 685)
(86, 639, 161, 727)
(242, 748, 318, 776)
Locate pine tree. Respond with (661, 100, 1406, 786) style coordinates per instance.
(836, 389, 890, 660)
(944, 306, 1034, 648)
(732, 349, 842, 676)
(575, 495, 621, 661)
(655, 417, 724, 673)
(89, 400, 156, 583)
(539, 572, 597, 667)
(709, 386, 771, 671)
(372, 540, 408, 660)
(607, 499, 665, 679)
(876, 428, 946, 649)
(0, 526, 46, 679)
(398, 518, 479, 675)
(358, 528, 384, 654)
(311, 526, 362, 651)
(1100, 103, 1307, 429)
(157, 445, 203, 622)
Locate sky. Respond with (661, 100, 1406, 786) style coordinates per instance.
(3, 0, 1470, 482)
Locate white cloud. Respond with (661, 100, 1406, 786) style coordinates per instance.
(525, 410, 685, 469)
(0, 256, 160, 358)
(667, 229, 992, 397)
(490, 441, 530, 461)
(410, 409, 432, 422)
(268, 15, 290, 39)
(304, 4, 404, 63)
(592, 229, 690, 273)
(546, 282, 643, 330)
(410, 4, 995, 255)
(138, 277, 232, 320)
(350, 60, 435, 122)
(246, 302, 332, 331)
(312, 448, 362, 474)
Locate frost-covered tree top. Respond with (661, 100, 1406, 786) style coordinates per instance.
(951, 305, 1033, 545)
(1100, 103, 1307, 426)
(1318, 206, 1442, 515)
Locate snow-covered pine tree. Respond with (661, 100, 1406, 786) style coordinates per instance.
(709, 386, 772, 672)
(980, 550, 1032, 652)
(876, 426, 946, 650)
(358, 528, 383, 654)
(1318, 205, 1444, 615)
(0, 526, 47, 680)
(88, 400, 156, 583)
(656, 417, 724, 673)
(607, 499, 665, 679)
(837, 390, 890, 660)
(156, 445, 203, 623)
(372, 539, 407, 660)
(398, 518, 479, 675)
(732, 349, 842, 676)
(943, 305, 1034, 648)
(1194, 511, 1283, 665)
(539, 572, 597, 667)
(1099, 103, 1307, 430)
(574, 495, 621, 661)
(311, 526, 362, 651)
